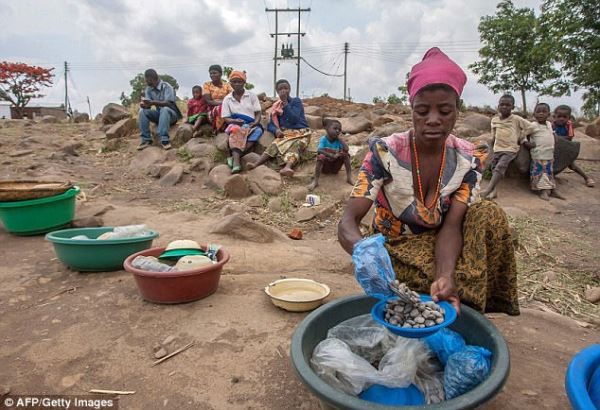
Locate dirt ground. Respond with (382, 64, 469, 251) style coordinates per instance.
(0, 119, 599, 409)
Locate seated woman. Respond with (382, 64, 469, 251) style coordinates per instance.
(203, 65, 233, 132)
(221, 70, 263, 174)
(247, 79, 313, 177)
(338, 48, 519, 316)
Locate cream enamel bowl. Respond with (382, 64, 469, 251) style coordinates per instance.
(264, 278, 331, 312)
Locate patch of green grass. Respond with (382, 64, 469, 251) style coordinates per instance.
(279, 191, 292, 216)
(351, 156, 362, 169)
(261, 192, 270, 208)
(177, 147, 194, 163)
(212, 149, 228, 164)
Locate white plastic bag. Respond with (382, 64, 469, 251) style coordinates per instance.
(311, 338, 380, 395)
(326, 314, 396, 365)
(414, 356, 446, 404)
(378, 337, 430, 388)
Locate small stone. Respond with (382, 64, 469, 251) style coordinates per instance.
(584, 287, 600, 304)
(402, 323, 412, 328)
(389, 318, 398, 325)
(162, 335, 176, 345)
(231, 376, 240, 384)
(521, 389, 538, 396)
(154, 347, 168, 359)
(432, 311, 443, 318)
(410, 309, 419, 318)
(415, 317, 425, 324)
(403, 305, 412, 314)
(425, 320, 435, 327)
(418, 324, 425, 328)
(287, 228, 303, 240)
(435, 318, 444, 324)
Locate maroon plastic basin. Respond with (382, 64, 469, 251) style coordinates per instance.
(123, 246, 230, 304)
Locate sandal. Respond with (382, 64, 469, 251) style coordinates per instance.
(231, 165, 241, 174)
(227, 157, 234, 168)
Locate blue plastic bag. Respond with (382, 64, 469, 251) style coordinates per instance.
(425, 328, 466, 366)
(444, 346, 492, 399)
(351, 234, 395, 299)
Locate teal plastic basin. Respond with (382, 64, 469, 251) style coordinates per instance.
(291, 295, 510, 410)
(0, 187, 80, 235)
(45, 227, 159, 272)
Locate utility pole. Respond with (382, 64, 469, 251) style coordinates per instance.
(265, 7, 310, 97)
(343, 42, 349, 101)
(64, 61, 68, 113)
(87, 96, 92, 118)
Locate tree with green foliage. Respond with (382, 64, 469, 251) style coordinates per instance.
(540, 0, 600, 118)
(222, 66, 255, 90)
(120, 73, 179, 107)
(469, 0, 568, 115)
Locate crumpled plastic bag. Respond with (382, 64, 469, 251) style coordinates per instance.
(311, 332, 431, 396)
(352, 234, 395, 299)
(444, 346, 492, 399)
(326, 314, 396, 365)
(425, 328, 467, 365)
(414, 356, 446, 404)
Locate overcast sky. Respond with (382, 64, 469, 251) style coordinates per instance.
(0, 0, 585, 116)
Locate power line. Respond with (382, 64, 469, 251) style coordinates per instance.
(300, 57, 344, 77)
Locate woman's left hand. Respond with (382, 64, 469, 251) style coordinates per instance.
(430, 275, 461, 314)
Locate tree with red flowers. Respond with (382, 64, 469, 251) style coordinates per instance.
(0, 62, 54, 117)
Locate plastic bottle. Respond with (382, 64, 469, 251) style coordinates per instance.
(110, 224, 150, 239)
(131, 256, 174, 272)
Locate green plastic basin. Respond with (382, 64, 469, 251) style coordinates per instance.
(0, 187, 80, 235)
(291, 295, 510, 410)
(45, 227, 159, 272)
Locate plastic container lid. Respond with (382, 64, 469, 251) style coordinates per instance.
(158, 249, 206, 259)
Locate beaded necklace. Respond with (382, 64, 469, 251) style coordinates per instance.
(411, 134, 446, 210)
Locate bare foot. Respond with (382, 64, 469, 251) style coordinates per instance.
(246, 162, 256, 171)
(586, 178, 595, 187)
(346, 177, 354, 186)
(540, 190, 550, 201)
(307, 180, 318, 191)
(550, 189, 566, 200)
(280, 167, 294, 177)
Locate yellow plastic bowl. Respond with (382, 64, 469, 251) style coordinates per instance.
(264, 278, 331, 312)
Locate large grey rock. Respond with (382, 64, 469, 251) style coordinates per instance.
(346, 132, 370, 146)
(574, 130, 600, 160)
(221, 203, 247, 217)
(40, 115, 58, 124)
(105, 117, 137, 139)
(290, 186, 309, 202)
(208, 164, 233, 189)
(463, 113, 491, 132)
(241, 152, 261, 169)
(159, 164, 183, 187)
(304, 106, 323, 117)
(257, 131, 275, 153)
(73, 113, 90, 123)
(306, 114, 323, 130)
(129, 147, 167, 173)
(455, 126, 483, 139)
(369, 122, 407, 139)
(148, 163, 173, 178)
(184, 138, 216, 159)
(102, 103, 131, 125)
(173, 123, 194, 147)
(246, 166, 282, 195)
(188, 158, 211, 173)
(209, 213, 288, 243)
(336, 116, 372, 134)
(215, 132, 229, 151)
(224, 174, 251, 199)
(372, 108, 388, 116)
(372, 115, 394, 127)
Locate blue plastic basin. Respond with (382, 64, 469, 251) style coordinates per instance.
(565, 344, 600, 410)
(291, 295, 510, 410)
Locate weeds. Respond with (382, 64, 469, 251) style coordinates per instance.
(177, 147, 194, 163)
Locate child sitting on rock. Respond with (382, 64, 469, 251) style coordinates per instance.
(552, 104, 595, 187)
(481, 94, 535, 199)
(186, 85, 209, 132)
(308, 119, 353, 191)
(526, 103, 564, 200)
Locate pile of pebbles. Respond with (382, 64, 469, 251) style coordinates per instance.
(383, 281, 445, 328)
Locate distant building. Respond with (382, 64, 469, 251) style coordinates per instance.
(10, 105, 67, 120)
(0, 102, 11, 119)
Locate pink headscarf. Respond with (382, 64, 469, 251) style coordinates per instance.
(407, 47, 467, 103)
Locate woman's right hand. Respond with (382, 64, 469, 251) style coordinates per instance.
(430, 276, 461, 314)
(275, 129, 284, 138)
